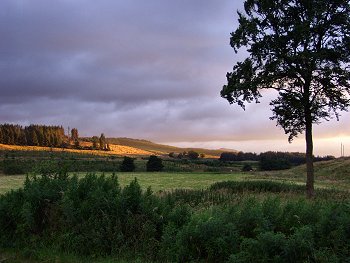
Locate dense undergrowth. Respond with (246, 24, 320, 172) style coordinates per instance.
(0, 171, 349, 262)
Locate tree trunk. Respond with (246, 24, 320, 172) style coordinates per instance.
(305, 112, 315, 198)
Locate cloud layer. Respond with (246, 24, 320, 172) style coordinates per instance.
(1, 0, 349, 156)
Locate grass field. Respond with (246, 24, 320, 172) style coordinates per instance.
(1, 162, 349, 195)
(0, 172, 246, 195)
(1, 157, 350, 262)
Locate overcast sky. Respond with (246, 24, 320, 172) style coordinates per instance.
(1, 0, 349, 156)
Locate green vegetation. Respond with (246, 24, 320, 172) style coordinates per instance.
(146, 155, 164, 172)
(0, 171, 349, 262)
(1, 150, 350, 262)
(1, 157, 350, 195)
(119, 156, 136, 172)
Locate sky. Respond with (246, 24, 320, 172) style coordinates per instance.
(1, 0, 349, 157)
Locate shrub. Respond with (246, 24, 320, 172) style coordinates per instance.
(260, 157, 291, 171)
(146, 155, 163, 172)
(1, 170, 350, 262)
(242, 164, 253, 172)
(2, 159, 26, 175)
(187, 151, 199, 160)
(120, 156, 135, 172)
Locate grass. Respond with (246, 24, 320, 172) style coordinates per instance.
(1, 168, 350, 196)
(116, 172, 247, 191)
(0, 172, 247, 195)
(1, 158, 350, 262)
(0, 174, 27, 194)
(254, 157, 350, 191)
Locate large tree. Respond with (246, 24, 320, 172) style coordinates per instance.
(221, 0, 350, 198)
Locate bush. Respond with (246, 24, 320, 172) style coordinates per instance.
(260, 156, 291, 171)
(120, 156, 135, 172)
(146, 155, 163, 172)
(242, 164, 253, 171)
(1, 171, 350, 262)
(187, 151, 199, 160)
(2, 159, 26, 175)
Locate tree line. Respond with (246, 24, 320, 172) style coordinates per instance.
(0, 124, 65, 147)
(220, 151, 335, 171)
(0, 123, 112, 151)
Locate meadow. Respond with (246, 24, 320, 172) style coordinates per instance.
(1, 150, 350, 262)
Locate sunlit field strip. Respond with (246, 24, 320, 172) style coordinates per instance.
(0, 143, 158, 157)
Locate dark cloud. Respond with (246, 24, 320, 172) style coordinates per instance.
(0, 0, 242, 104)
(0, 0, 349, 156)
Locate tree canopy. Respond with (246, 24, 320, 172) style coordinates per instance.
(221, 0, 350, 197)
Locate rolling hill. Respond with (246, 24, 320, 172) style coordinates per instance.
(106, 137, 234, 157)
(0, 138, 235, 158)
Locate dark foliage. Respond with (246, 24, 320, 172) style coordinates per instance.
(209, 180, 305, 193)
(120, 156, 136, 172)
(187, 151, 199, 160)
(146, 155, 164, 172)
(260, 153, 292, 171)
(0, 174, 349, 262)
(91, 136, 99, 149)
(242, 164, 253, 172)
(99, 133, 106, 150)
(2, 159, 31, 175)
(220, 151, 335, 171)
(220, 152, 259, 162)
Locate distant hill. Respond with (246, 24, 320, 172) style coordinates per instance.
(106, 137, 235, 157)
(0, 136, 236, 158)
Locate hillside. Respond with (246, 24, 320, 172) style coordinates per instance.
(257, 157, 350, 191)
(0, 143, 154, 157)
(291, 157, 350, 181)
(106, 137, 233, 157)
(0, 137, 233, 158)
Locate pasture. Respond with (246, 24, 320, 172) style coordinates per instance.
(1, 155, 350, 262)
(1, 157, 350, 195)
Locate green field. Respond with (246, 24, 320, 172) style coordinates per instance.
(0, 172, 247, 195)
(1, 160, 349, 195)
(1, 156, 350, 262)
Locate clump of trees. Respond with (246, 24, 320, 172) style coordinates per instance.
(120, 156, 136, 172)
(146, 155, 163, 172)
(168, 150, 204, 160)
(0, 124, 65, 147)
(220, 151, 335, 171)
(91, 136, 99, 149)
(71, 128, 79, 148)
(187, 150, 199, 160)
(220, 152, 259, 162)
(0, 123, 113, 152)
(99, 133, 106, 150)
